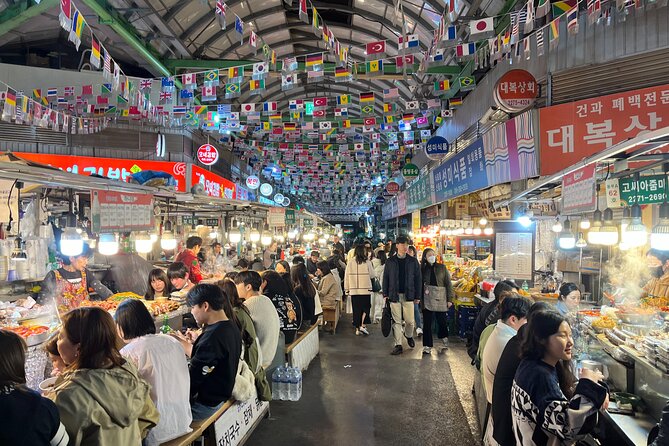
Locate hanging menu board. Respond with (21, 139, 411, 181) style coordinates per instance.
(90, 190, 154, 233)
(493, 224, 535, 285)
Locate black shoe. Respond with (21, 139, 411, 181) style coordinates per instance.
(390, 345, 403, 355)
(406, 336, 415, 348)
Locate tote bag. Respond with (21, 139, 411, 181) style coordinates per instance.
(424, 285, 449, 312)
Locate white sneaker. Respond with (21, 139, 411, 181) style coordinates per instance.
(416, 327, 423, 336)
(359, 327, 370, 335)
(422, 346, 432, 354)
(355, 329, 360, 336)
(440, 338, 449, 349)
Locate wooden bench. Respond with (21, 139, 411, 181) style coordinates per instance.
(161, 394, 269, 446)
(321, 300, 341, 334)
(285, 323, 320, 371)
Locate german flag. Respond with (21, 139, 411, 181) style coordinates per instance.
(5, 88, 16, 107)
(449, 97, 463, 107)
(306, 53, 323, 67)
(284, 122, 297, 131)
(335, 67, 349, 78)
(359, 92, 374, 103)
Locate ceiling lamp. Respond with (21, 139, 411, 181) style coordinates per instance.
(558, 218, 576, 250)
(98, 233, 119, 256)
(275, 234, 286, 243)
(229, 219, 242, 244)
(479, 217, 488, 226)
(551, 216, 563, 233)
(620, 206, 631, 234)
(161, 230, 177, 251)
(150, 232, 159, 243)
(473, 227, 482, 236)
(134, 232, 154, 254)
(651, 202, 669, 251)
(249, 225, 261, 243)
(484, 226, 494, 236)
(517, 209, 533, 227)
(60, 227, 84, 257)
(464, 227, 474, 235)
(261, 224, 273, 246)
(587, 209, 603, 245)
(597, 208, 619, 246)
(575, 232, 587, 248)
(580, 218, 591, 230)
(622, 204, 648, 248)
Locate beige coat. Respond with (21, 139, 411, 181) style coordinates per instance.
(344, 259, 375, 296)
(318, 273, 341, 308)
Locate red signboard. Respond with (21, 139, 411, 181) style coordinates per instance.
(15, 152, 186, 191)
(494, 69, 538, 112)
(539, 84, 669, 175)
(197, 144, 219, 166)
(386, 181, 400, 195)
(192, 165, 236, 200)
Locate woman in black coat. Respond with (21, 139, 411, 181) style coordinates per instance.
(420, 248, 454, 354)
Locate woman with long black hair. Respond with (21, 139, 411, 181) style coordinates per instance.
(291, 263, 319, 326)
(419, 248, 454, 354)
(511, 310, 609, 445)
(260, 270, 303, 343)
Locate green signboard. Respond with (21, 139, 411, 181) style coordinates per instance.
(285, 209, 296, 225)
(406, 175, 432, 212)
(305, 101, 314, 116)
(302, 217, 314, 228)
(402, 163, 419, 180)
(619, 175, 668, 205)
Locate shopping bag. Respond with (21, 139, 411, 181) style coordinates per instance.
(381, 300, 392, 337)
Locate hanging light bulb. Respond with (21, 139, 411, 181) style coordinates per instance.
(587, 209, 603, 245)
(60, 227, 84, 257)
(622, 204, 648, 248)
(150, 232, 159, 243)
(620, 206, 632, 234)
(552, 216, 563, 233)
(275, 234, 286, 243)
(598, 208, 619, 246)
(229, 219, 242, 244)
(161, 230, 177, 251)
(260, 224, 272, 246)
(134, 232, 154, 253)
(464, 227, 474, 235)
(580, 218, 591, 230)
(517, 209, 533, 227)
(249, 225, 261, 243)
(651, 202, 669, 251)
(98, 233, 119, 256)
(558, 218, 576, 250)
(483, 226, 494, 236)
(575, 232, 587, 248)
(473, 227, 482, 236)
(479, 217, 488, 226)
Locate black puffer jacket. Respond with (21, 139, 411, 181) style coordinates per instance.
(382, 255, 422, 302)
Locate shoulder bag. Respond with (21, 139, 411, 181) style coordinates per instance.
(424, 285, 449, 312)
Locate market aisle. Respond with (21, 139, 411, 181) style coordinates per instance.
(249, 315, 481, 446)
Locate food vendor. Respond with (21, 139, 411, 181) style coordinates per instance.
(38, 244, 113, 313)
(175, 236, 210, 284)
(556, 282, 581, 316)
(644, 249, 669, 299)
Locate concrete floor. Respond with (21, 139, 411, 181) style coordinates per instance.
(249, 315, 482, 446)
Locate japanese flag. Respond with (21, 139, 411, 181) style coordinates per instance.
(470, 18, 494, 36)
(241, 103, 255, 114)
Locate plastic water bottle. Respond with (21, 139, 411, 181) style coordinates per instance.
(271, 367, 281, 400)
(295, 367, 302, 401)
(522, 281, 529, 292)
(279, 365, 289, 400)
(288, 367, 299, 401)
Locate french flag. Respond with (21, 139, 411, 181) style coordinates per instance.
(456, 42, 476, 57)
(444, 25, 457, 41)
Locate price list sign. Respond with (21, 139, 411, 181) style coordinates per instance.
(90, 190, 154, 233)
(561, 164, 597, 215)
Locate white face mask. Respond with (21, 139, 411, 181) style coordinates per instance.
(427, 256, 436, 264)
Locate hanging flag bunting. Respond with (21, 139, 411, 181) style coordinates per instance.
(305, 53, 324, 71)
(283, 57, 298, 73)
(434, 80, 450, 92)
(359, 92, 375, 103)
(405, 101, 419, 110)
(228, 66, 244, 83)
(181, 73, 196, 90)
(299, 0, 309, 23)
(289, 99, 304, 110)
(250, 31, 258, 51)
(567, 7, 579, 34)
(552, 0, 576, 18)
(469, 17, 495, 37)
(366, 41, 386, 59)
(458, 76, 476, 91)
(510, 12, 520, 44)
(312, 7, 321, 36)
(383, 103, 397, 114)
(334, 67, 351, 82)
(524, 36, 532, 60)
(398, 34, 420, 52)
(252, 62, 268, 79)
(68, 8, 85, 51)
(456, 42, 476, 58)
(161, 77, 175, 93)
(536, 0, 550, 17)
(235, 15, 244, 44)
(2, 87, 16, 122)
(59, 0, 72, 31)
(334, 107, 348, 117)
(90, 38, 101, 69)
(215, 1, 226, 29)
(383, 88, 400, 102)
(313, 97, 328, 110)
(549, 17, 560, 49)
(366, 59, 383, 76)
(537, 27, 545, 56)
(449, 97, 463, 107)
(204, 70, 220, 87)
(102, 48, 112, 79)
(395, 54, 414, 68)
(432, 49, 445, 63)
(159, 91, 172, 105)
(201, 85, 217, 101)
(361, 104, 375, 116)
(588, 0, 602, 24)
(524, 0, 535, 33)
(225, 82, 241, 98)
(282, 73, 296, 90)
(307, 70, 324, 83)
(337, 94, 350, 105)
(180, 89, 194, 104)
(442, 25, 457, 41)
(248, 79, 265, 93)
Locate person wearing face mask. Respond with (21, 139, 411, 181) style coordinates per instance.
(644, 249, 669, 299)
(420, 248, 454, 354)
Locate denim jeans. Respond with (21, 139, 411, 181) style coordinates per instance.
(191, 400, 224, 421)
(414, 302, 422, 329)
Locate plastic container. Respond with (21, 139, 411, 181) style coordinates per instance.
(271, 367, 281, 400)
(287, 367, 298, 401)
(279, 365, 289, 400)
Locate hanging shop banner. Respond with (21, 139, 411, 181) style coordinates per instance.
(432, 138, 489, 203)
(375, 196, 385, 204)
(425, 136, 450, 160)
(268, 208, 285, 227)
(386, 181, 400, 195)
(15, 152, 187, 191)
(406, 175, 432, 212)
(285, 209, 296, 225)
(615, 174, 669, 206)
(90, 190, 154, 233)
(302, 217, 314, 228)
(235, 184, 255, 202)
(561, 164, 597, 215)
(259, 183, 273, 197)
(259, 196, 280, 206)
(246, 175, 260, 190)
(381, 199, 396, 221)
(483, 110, 538, 185)
(191, 165, 236, 200)
(402, 163, 419, 181)
(539, 84, 669, 176)
(494, 69, 538, 113)
(196, 144, 219, 166)
(396, 191, 407, 216)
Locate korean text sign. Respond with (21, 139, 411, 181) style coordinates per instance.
(618, 174, 668, 205)
(406, 175, 432, 212)
(431, 138, 489, 203)
(539, 84, 669, 175)
(15, 152, 186, 191)
(561, 164, 597, 215)
(191, 165, 236, 200)
(90, 190, 154, 233)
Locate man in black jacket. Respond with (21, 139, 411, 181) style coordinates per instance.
(382, 235, 422, 355)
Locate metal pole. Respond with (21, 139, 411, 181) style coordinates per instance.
(598, 248, 603, 303)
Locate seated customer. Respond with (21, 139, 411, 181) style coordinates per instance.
(234, 271, 280, 369)
(144, 268, 172, 300)
(52, 307, 159, 445)
(171, 284, 242, 420)
(0, 329, 69, 445)
(317, 261, 342, 309)
(261, 270, 303, 344)
(114, 299, 192, 445)
(167, 262, 195, 293)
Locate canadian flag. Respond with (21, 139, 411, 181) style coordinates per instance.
(250, 31, 257, 48)
(202, 86, 216, 99)
(364, 117, 376, 126)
